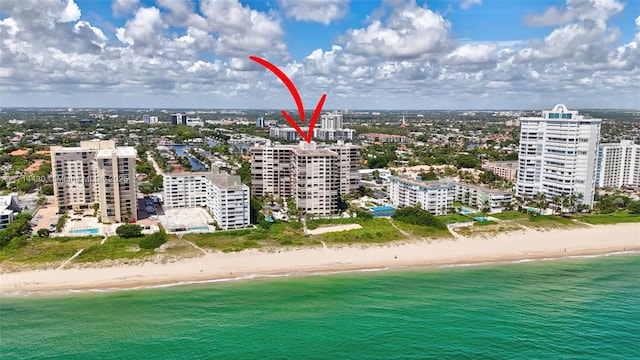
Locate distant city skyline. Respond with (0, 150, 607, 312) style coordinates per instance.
(1, 0, 638, 110)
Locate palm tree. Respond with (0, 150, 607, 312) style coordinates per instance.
(551, 195, 561, 215)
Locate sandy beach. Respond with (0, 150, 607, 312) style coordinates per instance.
(1, 223, 638, 295)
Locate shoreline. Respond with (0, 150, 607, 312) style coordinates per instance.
(1, 223, 639, 296)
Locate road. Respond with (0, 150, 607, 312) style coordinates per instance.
(146, 151, 163, 175)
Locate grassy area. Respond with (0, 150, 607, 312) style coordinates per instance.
(185, 222, 317, 252)
(453, 222, 524, 238)
(473, 220, 499, 226)
(392, 220, 453, 239)
(577, 211, 640, 225)
(73, 236, 156, 263)
(436, 213, 472, 224)
(313, 218, 404, 244)
(516, 215, 582, 229)
(491, 211, 529, 220)
(0, 236, 101, 264)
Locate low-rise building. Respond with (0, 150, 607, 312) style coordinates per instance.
(388, 176, 453, 215)
(454, 183, 512, 214)
(481, 161, 518, 181)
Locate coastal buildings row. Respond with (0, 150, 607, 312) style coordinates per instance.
(515, 104, 601, 208)
(163, 170, 250, 230)
(250, 141, 360, 215)
(387, 176, 512, 215)
(596, 140, 640, 188)
(269, 112, 356, 142)
(51, 140, 137, 223)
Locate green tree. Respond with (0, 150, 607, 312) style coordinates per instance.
(456, 155, 480, 169)
(40, 184, 54, 195)
(150, 175, 164, 190)
(139, 182, 154, 195)
(116, 224, 143, 238)
(37, 228, 50, 238)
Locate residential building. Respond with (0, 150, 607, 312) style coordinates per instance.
(482, 161, 518, 181)
(251, 141, 360, 215)
(454, 183, 512, 214)
(515, 104, 601, 208)
(596, 140, 640, 188)
(51, 140, 137, 223)
(388, 176, 453, 215)
(269, 111, 355, 142)
(163, 170, 250, 230)
(0, 193, 20, 230)
(359, 133, 409, 144)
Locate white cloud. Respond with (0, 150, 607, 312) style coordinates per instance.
(198, 0, 286, 57)
(445, 43, 496, 64)
(525, 0, 625, 27)
(459, 0, 481, 10)
(111, 0, 139, 18)
(279, 0, 349, 25)
(0, 0, 637, 109)
(116, 7, 165, 49)
(60, 0, 81, 23)
(343, 0, 451, 59)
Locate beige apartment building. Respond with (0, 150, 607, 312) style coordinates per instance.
(51, 140, 137, 223)
(251, 141, 360, 215)
(481, 161, 518, 181)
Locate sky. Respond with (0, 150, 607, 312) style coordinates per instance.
(0, 0, 638, 110)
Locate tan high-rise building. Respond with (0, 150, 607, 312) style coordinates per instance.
(51, 140, 137, 223)
(251, 141, 360, 215)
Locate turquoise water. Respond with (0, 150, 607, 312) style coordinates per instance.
(1, 254, 639, 359)
(69, 228, 99, 234)
(187, 226, 210, 232)
(460, 208, 473, 214)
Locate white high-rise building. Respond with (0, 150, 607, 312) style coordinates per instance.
(163, 170, 250, 230)
(515, 104, 601, 208)
(596, 140, 640, 189)
(51, 140, 137, 223)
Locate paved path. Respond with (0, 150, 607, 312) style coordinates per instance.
(57, 249, 84, 270)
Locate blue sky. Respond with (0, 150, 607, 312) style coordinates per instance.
(1, 0, 638, 109)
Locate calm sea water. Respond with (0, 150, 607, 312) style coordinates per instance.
(1, 254, 639, 359)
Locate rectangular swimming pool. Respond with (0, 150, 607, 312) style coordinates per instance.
(187, 226, 210, 232)
(70, 228, 100, 235)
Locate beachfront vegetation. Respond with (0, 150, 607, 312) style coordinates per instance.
(491, 211, 529, 220)
(116, 224, 143, 238)
(0, 213, 32, 249)
(0, 236, 101, 268)
(75, 237, 156, 262)
(577, 211, 640, 225)
(453, 221, 523, 238)
(315, 218, 403, 244)
(392, 206, 447, 230)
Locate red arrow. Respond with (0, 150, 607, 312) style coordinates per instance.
(249, 55, 327, 143)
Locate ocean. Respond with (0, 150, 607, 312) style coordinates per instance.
(1, 254, 638, 359)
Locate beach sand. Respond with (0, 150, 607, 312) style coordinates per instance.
(1, 223, 638, 295)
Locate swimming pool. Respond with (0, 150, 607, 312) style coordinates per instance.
(369, 205, 395, 217)
(70, 228, 99, 235)
(187, 226, 210, 232)
(459, 208, 473, 214)
(474, 216, 488, 222)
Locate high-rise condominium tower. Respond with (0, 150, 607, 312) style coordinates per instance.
(51, 140, 137, 223)
(515, 104, 601, 208)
